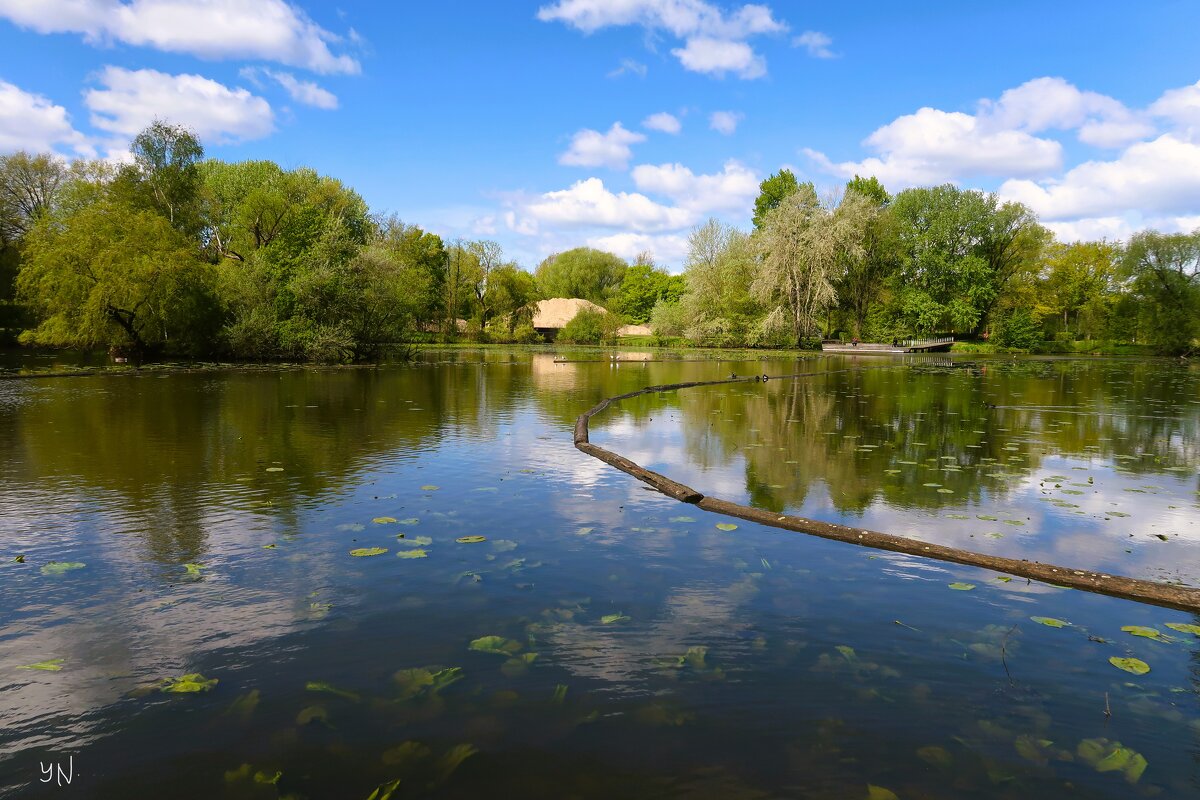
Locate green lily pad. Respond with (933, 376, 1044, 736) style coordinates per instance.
(350, 547, 388, 557)
(1031, 616, 1070, 628)
(421, 485, 440, 491)
(40, 561, 85, 576)
(262, 543, 277, 549)
(456, 536, 487, 544)
(948, 582, 976, 591)
(601, 613, 630, 624)
(366, 778, 402, 800)
(17, 658, 65, 671)
(372, 516, 397, 524)
(715, 523, 738, 531)
(1077, 737, 1148, 784)
(867, 786, 900, 800)
(1121, 625, 1170, 642)
(393, 666, 463, 700)
(469, 636, 522, 655)
(162, 673, 218, 693)
(1164, 622, 1200, 635)
(995, 576, 1012, 582)
(264, 467, 284, 472)
(183, 563, 204, 575)
(305, 681, 359, 701)
(397, 518, 420, 526)
(396, 549, 428, 559)
(1109, 656, 1150, 675)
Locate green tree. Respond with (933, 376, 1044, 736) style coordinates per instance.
(752, 184, 867, 344)
(1123, 229, 1200, 354)
(486, 263, 539, 335)
(123, 121, 205, 234)
(534, 247, 627, 303)
(838, 176, 899, 337)
(752, 168, 800, 230)
(18, 193, 216, 358)
(679, 218, 761, 345)
(614, 260, 686, 323)
(1041, 241, 1121, 339)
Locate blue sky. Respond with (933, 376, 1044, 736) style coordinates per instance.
(1, 0, 1198, 269)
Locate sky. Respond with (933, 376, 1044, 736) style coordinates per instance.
(1, 0, 1198, 271)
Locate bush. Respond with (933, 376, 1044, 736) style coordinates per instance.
(557, 309, 607, 344)
(993, 308, 1043, 350)
(511, 322, 543, 344)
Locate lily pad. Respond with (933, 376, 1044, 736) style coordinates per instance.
(305, 680, 359, 701)
(183, 563, 204, 576)
(264, 467, 284, 472)
(350, 547, 388, 557)
(456, 536, 487, 544)
(40, 561, 85, 576)
(715, 523, 738, 532)
(162, 673, 218, 693)
(372, 517, 397, 525)
(469, 636, 523, 655)
(397, 518, 420, 526)
(1121, 625, 1170, 642)
(396, 549, 428, 559)
(1164, 622, 1200, 635)
(366, 778, 402, 800)
(1108, 656, 1150, 675)
(867, 786, 900, 800)
(948, 582, 976, 591)
(393, 666, 463, 700)
(1031, 616, 1070, 628)
(670, 516, 696, 523)
(600, 613, 630, 624)
(420, 485, 440, 491)
(17, 658, 65, 671)
(1077, 737, 1148, 784)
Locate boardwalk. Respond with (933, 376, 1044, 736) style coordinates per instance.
(820, 336, 955, 354)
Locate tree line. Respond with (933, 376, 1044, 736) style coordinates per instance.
(1, 124, 1197, 360)
(651, 170, 1200, 355)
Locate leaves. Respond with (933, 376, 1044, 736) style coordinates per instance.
(161, 673, 218, 693)
(40, 561, 85, 576)
(1030, 616, 1070, 628)
(715, 523, 738, 531)
(867, 785, 899, 800)
(469, 636, 523, 655)
(396, 549, 429, 559)
(17, 658, 65, 672)
(365, 778, 402, 800)
(1108, 657, 1150, 675)
(420, 485, 440, 491)
(306, 681, 360, 702)
(1077, 738, 1148, 784)
(373, 517, 397, 524)
(394, 666, 463, 700)
(350, 547, 388, 557)
(456, 536, 487, 544)
(948, 582, 975, 591)
(1121, 625, 1170, 642)
(1164, 622, 1200, 635)
(600, 613, 630, 625)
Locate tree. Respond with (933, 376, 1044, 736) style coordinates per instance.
(534, 247, 627, 303)
(1041, 241, 1121, 339)
(18, 194, 216, 358)
(614, 263, 686, 323)
(125, 121, 205, 233)
(466, 239, 504, 327)
(680, 218, 760, 345)
(752, 184, 867, 344)
(838, 177, 899, 336)
(752, 168, 800, 229)
(0, 151, 67, 245)
(485, 264, 539, 335)
(1123, 229, 1200, 354)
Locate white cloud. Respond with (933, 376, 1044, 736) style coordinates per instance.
(708, 110, 743, 135)
(671, 37, 764, 79)
(537, 0, 785, 79)
(259, 69, 338, 109)
(643, 111, 682, 134)
(998, 134, 1200, 220)
(0, 80, 94, 156)
(85, 67, 274, 143)
(559, 122, 646, 169)
(524, 177, 694, 232)
(630, 159, 758, 214)
(792, 30, 833, 58)
(0, 0, 358, 74)
(805, 106, 1063, 187)
(587, 231, 689, 263)
(1151, 79, 1200, 139)
(980, 76, 1152, 147)
(608, 58, 648, 78)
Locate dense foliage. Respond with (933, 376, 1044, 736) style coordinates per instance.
(2, 123, 1198, 359)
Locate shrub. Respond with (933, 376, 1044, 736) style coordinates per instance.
(558, 309, 608, 344)
(993, 308, 1043, 350)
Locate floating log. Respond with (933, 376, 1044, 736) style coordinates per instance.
(573, 368, 1200, 613)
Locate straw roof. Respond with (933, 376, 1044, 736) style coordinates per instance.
(531, 298, 607, 329)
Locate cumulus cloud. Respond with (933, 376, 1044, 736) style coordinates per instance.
(630, 159, 758, 214)
(643, 111, 682, 134)
(587, 231, 689, 263)
(0, 80, 94, 156)
(998, 134, 1200, 220)
(523, 177, 693, 232)
(980, 76, 1152, 147)
(1151, 79, 1200, 139)
(607, 58, 648, 78)
(85, 67, 274, 143)
(708, 110, 743, 135)
(0, 0, 359, 74)
(559, 122, 646, 169)
(537, 0, 785, 79)
(246, 68, 338, 109)
(792, 30, 833, 58)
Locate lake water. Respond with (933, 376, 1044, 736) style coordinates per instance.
(2, 350, 1199, 798)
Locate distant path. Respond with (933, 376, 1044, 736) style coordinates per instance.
(572, 365, 1200, 613)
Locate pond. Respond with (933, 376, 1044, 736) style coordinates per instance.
(1, 350, 1199, 798)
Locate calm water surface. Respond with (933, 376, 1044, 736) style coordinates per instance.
(2, 350, 1199, 799)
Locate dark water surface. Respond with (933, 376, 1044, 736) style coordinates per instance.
(2, 350, 1199, 799)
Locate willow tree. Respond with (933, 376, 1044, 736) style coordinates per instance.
(752, 184, 867, 345)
